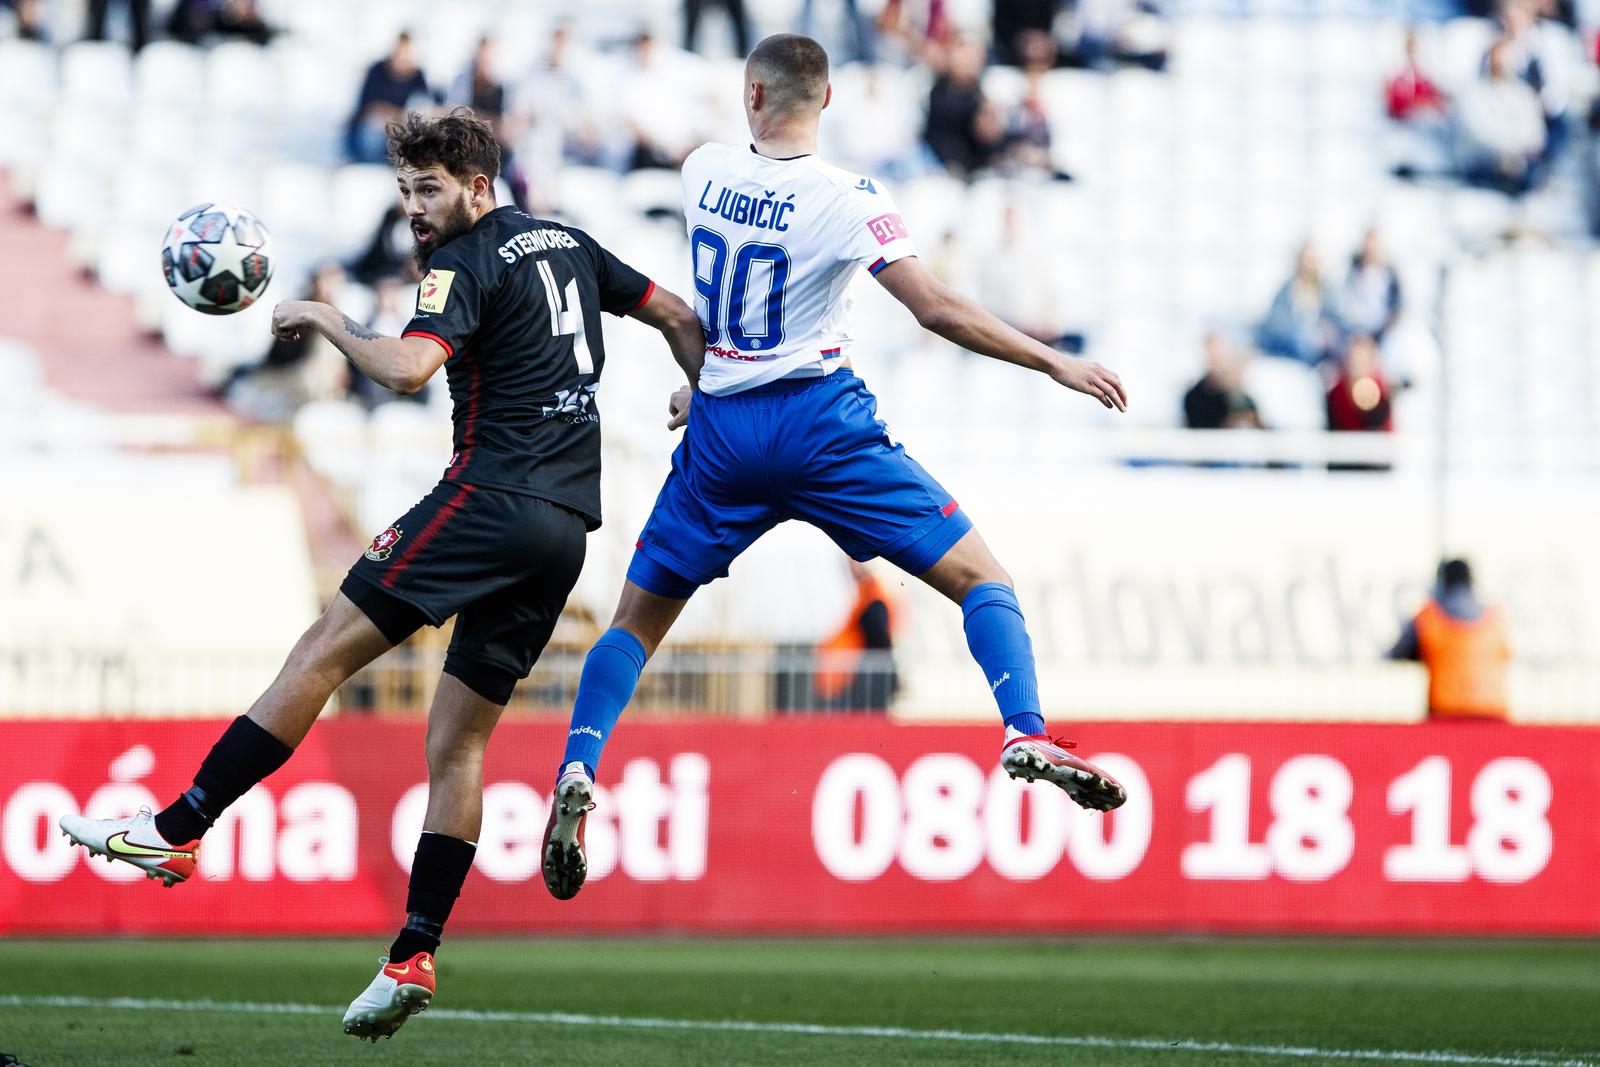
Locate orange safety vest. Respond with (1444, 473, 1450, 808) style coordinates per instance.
(1413, 599, 1511, 721)
(814, 573, 897, 703)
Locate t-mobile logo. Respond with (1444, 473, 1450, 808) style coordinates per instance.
(990, 672, 1011, 693)
(866, 213, 908, 245)
(569, 726, 604, 741)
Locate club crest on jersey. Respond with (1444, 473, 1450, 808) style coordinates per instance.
(417, 269, 455, 313)
(366, 526, 403, 561)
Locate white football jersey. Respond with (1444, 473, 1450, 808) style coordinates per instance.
(679, 143, 918, 396)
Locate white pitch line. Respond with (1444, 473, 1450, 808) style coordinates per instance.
(2, 994, 1596, 1067)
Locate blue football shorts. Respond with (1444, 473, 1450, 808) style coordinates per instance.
(628, 369, 972, 598)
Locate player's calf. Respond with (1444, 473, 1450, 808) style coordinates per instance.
(1001, 735, 1127, 812)
(542, 763, 594, 901)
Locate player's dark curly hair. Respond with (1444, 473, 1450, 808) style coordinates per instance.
(386, 108, 501, 185)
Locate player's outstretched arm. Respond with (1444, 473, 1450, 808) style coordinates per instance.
(874, 258, 1127, 412)
(626, 285, 706, 430)
(271, 300, 446, 395)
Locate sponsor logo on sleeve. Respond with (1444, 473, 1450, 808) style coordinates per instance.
(417, 269, 456, 314)
(866, 213, 909, 245)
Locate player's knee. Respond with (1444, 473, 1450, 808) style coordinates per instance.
(424, 723, 483, 779)
(282, 620, 359, 691)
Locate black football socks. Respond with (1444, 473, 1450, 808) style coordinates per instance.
(153, 715, 294, 844)
(388, 832, 478, 962)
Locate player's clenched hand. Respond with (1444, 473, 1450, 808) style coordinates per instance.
(667, 385, 693, 430)
(1050, 358, 1128, 412)
(270, 300, 322, 342)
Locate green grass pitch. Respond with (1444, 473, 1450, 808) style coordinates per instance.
(2, 938, 1597, 1066)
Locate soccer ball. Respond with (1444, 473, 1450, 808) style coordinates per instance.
(160, 203, 274, 315)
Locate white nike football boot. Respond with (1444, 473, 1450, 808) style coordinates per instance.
(540, 762, 594, 901)
(58, 808, 199, 887)
(343, 952, 436, 1042)
(1001, 734, 1128, 812)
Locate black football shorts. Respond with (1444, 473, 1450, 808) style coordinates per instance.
(341, 480, 587, 704)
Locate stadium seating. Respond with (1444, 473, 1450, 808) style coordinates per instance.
(2, 4, 1598, 498)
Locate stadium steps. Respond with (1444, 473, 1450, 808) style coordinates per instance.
(0, 169, 222, 415)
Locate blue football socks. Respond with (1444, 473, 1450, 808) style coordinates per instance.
(559, 628, 649, 780)
(961, 583, 1046, 737)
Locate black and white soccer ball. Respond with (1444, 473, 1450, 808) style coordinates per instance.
(160, 203, 274, 315)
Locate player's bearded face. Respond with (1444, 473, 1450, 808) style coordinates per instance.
(410, 188, 475, 269)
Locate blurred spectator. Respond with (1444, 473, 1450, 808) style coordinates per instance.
(1386, 29, 1452, 179)
(1325, 334, 1393, 433)
(1184, 333, 1264, 430)
(923, 37, 1003, 178)
(992, 0, 1057, 67)
(618, 33, 700, 171)
(510, 24, 606, 209)
(347, 205, 417, 286)
(994, 61, 1071, 180)
(978, 202, 1081, 350)
(1386, 29, 1446, 120)
(348, 277, 429, 410)
(222, 265, 351, 423)
(447, 38, 526, 208)
(1456, 38, 1547, 195)
(347, 32, 434, 165)
(1333, 229, 1402, 344)
(166, 0, 273, 45)
(830, 65, 924, 180)
(1064, 0, 1169, 71)
(1493, 0, 1572, 161)
(928, 230, 972, 291)
(801, 0, 877, 63)
(86, 0, 149, 52)
(447, 37, 505, 118)
(877, 0, 952, 62)
(1258, 242, 1338, 366)
(1388, 559, 1511, 722)
(813, 560, 897, 712)
(6, 0, 48, 42)
(684, 0, 749, 57)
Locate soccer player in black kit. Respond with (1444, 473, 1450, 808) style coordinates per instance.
(58, 110, 707, 1041)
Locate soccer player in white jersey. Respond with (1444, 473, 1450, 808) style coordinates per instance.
(541, 34, 1129, 900)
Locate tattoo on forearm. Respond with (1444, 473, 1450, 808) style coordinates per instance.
(324, 313, 381, 363)
(340, 314, 379, 341)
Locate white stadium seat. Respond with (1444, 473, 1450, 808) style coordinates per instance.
(1243, 355, 1328, 431)
(58, 41, 133, 108)
(332, 165, 401, 260)
(259, 162, 332, 253)
(0, 39, 56, 108)
(134, 42, 206, 107)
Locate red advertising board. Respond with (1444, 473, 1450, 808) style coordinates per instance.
(2, 719, 1595, 936)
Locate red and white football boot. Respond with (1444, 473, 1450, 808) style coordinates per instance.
(343, 951, 436, 1042)
(58, 808, 199, 887)
(541, 762, 594, 901)
(1001, 735, 1127, 812)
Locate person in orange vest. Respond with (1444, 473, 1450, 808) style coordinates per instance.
(814, 559, 898, 712)
(1387, 559, 1511, 721)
